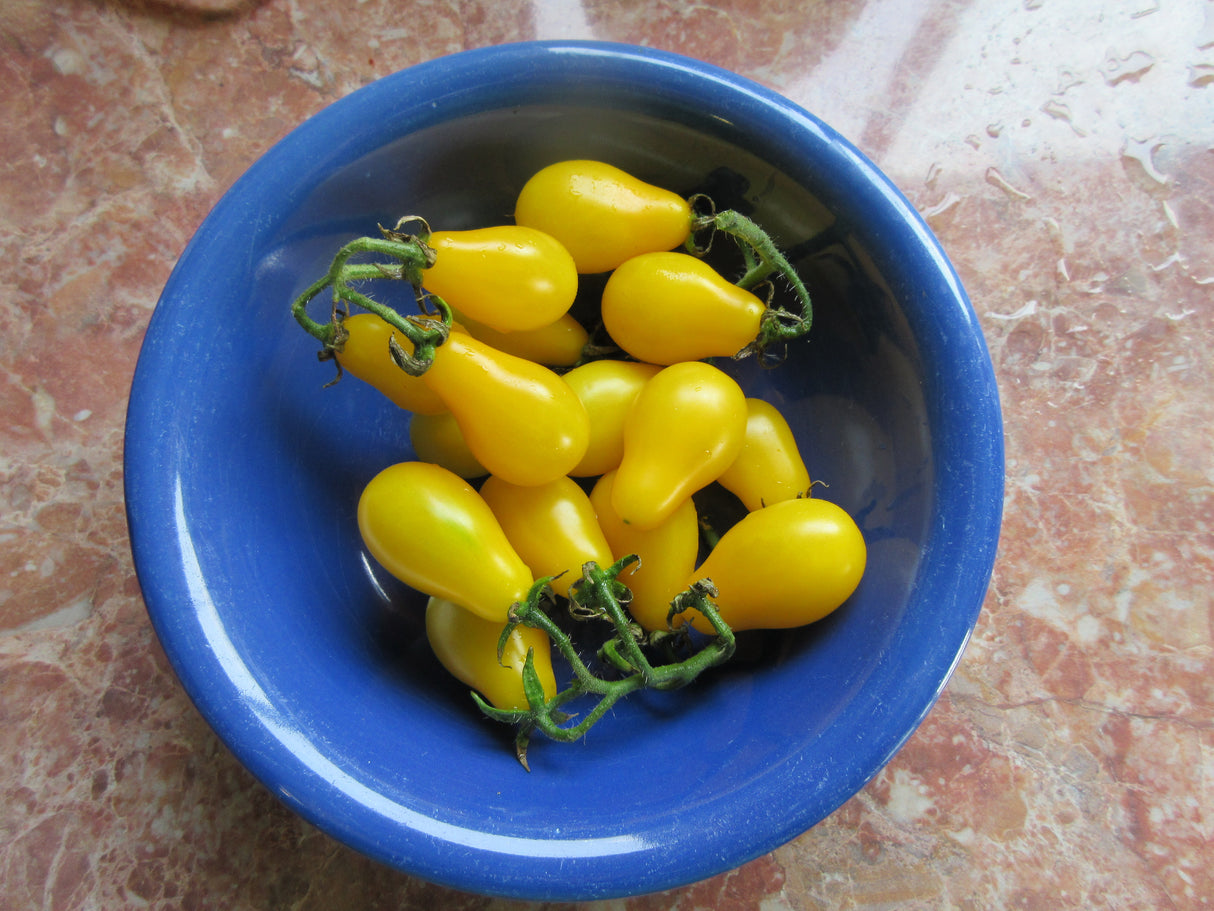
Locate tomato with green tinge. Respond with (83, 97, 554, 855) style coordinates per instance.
(358, 461, 532, 622)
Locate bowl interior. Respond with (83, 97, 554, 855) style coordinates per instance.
(125, 42, 1002, 901)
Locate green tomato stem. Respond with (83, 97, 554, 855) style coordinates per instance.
(571, 557, 658, 682)
(484, 560, 737, 770)
(290, 228, 451, 376)
(688, 206, 814, 361)
(504, 580, 616, 697)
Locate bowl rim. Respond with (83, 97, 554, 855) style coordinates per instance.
(125, 39, 1004, 901)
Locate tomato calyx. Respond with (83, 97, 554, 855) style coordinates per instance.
(291, 217, 453, 377)
(472, 556, 736, 771)
(385, 315, 449, 375)
(687, 197, 814, 364)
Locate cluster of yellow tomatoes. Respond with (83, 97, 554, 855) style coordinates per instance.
(314, 161, 867, 719)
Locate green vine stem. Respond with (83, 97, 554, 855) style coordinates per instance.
(687, 197, 814, 361)
(474, 558, 736, 770)
(290, 219, 452, 376)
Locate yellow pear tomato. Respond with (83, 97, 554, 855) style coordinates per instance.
(716, 397, 812, 510)
(514, 160, 692, 274)
(480, 475, 614, 601)
(424, 226, 578, 332)
(611, 360, 748, 530)
(601, 251, 767, 365)
(561, 359, 662, 477)
(425, 596, 557, 712)
(333, 312, 448, 415)
(589, 471, 701, 633)
(452, 308, 589, 367)
(357, 461, 532, 622)
(688, 497, 866, 632)
(408, 411, 486, 479)
(421, 333, 590, 487)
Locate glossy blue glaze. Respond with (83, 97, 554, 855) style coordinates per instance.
(124, 41, 1003, 901)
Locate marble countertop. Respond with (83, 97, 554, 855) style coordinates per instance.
(3, 0, 1211, 907)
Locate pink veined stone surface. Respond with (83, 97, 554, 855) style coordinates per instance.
(2, 0, 1212, 908)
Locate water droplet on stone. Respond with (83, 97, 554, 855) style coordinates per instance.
(1054, 68, 1084, 94)
(1120, 136, 1169, 186)
(920, 192, 962, 221)
(1041, 99, 1087, 136)
(1187, 63, 1214, 88)
(985, 168, 1032, 201)
(1100, 49, 1155, 85)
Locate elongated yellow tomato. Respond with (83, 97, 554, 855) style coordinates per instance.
(423, 226, 578, 332)
(687, 497, 866, 633)
(601, 251, 767, 365)
(357, 462, 532, 622)
(611, 360, 748, 530)
(590, 471, 700, 633)
(452, 308, 589, 367)
(561, 359, 662, 477)
(425, 596, 557, 711)
(421, 333, 590, 487)
(480, 475, 614, 601)
(515, 160, 692, 274)
(409, 411, 486, 479)
(717, 398, 812, 510)
(333, 313, 448, 415)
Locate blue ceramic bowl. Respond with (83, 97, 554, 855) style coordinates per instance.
(125, 41, 1003, 901)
